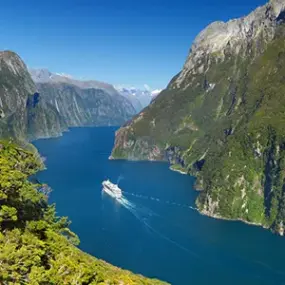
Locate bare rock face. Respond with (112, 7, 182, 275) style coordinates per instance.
(0, 51, 35, 139)
(0, 53, 135, 141)
(271, 0, 285, 16)
(29, 68, 119, 96)
(0, 51, 35, 114)
(173, 0, 285, 89)
(29, 68, 136, 130)
(35, 82, 136, 128)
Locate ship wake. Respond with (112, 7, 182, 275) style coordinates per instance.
(118, 195, 200, 258)
(121, 191, 197, 211)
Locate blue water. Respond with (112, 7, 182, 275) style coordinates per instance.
(33, 127, 285, 285)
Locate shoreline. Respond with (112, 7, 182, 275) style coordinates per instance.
(169, 166, 187, 175)
(199, 210, 269, 229)
(109, 149, 283, 236)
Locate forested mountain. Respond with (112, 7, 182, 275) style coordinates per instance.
(111, 0, 285, 235)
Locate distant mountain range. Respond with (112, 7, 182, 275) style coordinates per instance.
(30, 68, 161, 113)
(0, 56, 138, 141)
(28, 68, 136, 137)
(115, 86, 162, 112)
(29, 68, 119, 96)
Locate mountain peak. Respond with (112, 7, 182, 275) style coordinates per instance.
(116, 86, 161, 112)
(0, 50, 28, 76)
(29, 68, 119, 96)
(174, 0, 285, 89)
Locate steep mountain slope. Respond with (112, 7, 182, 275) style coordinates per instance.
(111, 0, 285, 234)
(0, 57, 135, 141)
(29, 68, 119, 96)
(35, 82, 135, 127)
(0, 51, 66, 140)
(0, 141, 167, 284)
(29, 68, 136, 128)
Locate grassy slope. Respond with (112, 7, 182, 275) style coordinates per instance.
(0, 141, 167, 285)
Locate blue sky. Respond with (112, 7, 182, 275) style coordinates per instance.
(0, 0, 266, 89)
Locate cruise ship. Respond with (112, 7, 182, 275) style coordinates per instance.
(102, 180, 122, 199)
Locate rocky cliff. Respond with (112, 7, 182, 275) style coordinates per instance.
(111, 0, 285, 234)
(0, 55, 136, 141)
(30, 68, 136, 130)
(35, 82, 135, 128)
(0, 51, 66, 140)
(29, 68, 120, 96)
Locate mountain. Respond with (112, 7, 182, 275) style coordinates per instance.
(0, 56, 165, 283)
(0, 55, 136, 141)
(0, 59, 136, 141)
(0, 51, 66, 140)
(29, 68, 119, 96)
(111, 0, 285, 235)
(0, 57, 164, 284)
(116, 86, 162, 112)
(29, 69, 136, 130)
(30, 68, 161, 113)
(0, 141, 167, 284)
(34, 82, 135, 128)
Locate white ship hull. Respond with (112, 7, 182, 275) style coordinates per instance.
(103, 187, 122, 199)
(102, 180, 122, 199)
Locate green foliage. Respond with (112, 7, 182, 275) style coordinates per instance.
(0, 142, 167, 284)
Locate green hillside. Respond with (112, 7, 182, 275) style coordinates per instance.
(0, 141, 167, 284)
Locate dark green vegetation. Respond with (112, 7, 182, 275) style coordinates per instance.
(0, 141, 167, 284)
(111, 2, 285, 234)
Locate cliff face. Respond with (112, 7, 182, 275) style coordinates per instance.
(111, 0, 285, 234)
(29, 68, 120, 96)
(0, 53, 135, 141)
(26, 92, 67, 140)
(0, 51, 66, 140)
(0, 51, 33, 139)
(36, 82, 135, 128)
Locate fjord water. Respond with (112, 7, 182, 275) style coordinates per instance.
(34, 127, 285, 285)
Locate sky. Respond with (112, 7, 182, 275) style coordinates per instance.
(0, 0, 267, 90)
